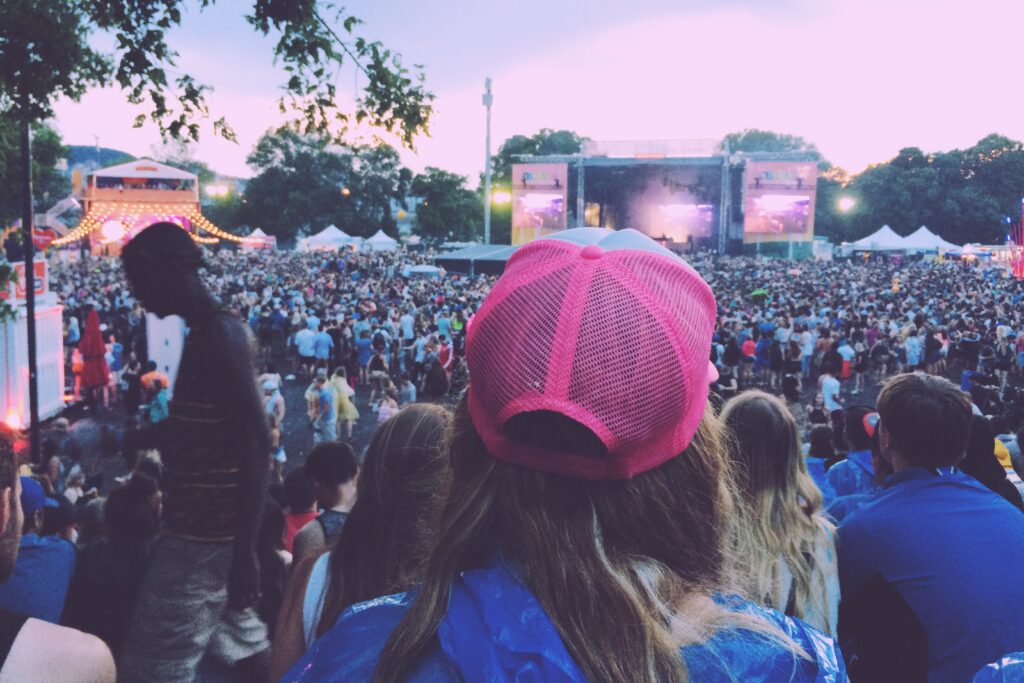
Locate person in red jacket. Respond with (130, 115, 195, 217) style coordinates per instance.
(438, 335, 453, 376)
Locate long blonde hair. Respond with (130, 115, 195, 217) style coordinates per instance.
(720, 390, 834, 631)
(374, 396, 802, 683)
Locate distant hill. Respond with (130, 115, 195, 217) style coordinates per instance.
(65, 146, 136, 175)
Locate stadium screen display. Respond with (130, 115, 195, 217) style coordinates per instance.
(742, 161, 817, 243)
(511, 163, 568, 246)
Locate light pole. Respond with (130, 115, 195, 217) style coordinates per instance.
(20, 121, 40, 464)
(482, 78, 493, 245)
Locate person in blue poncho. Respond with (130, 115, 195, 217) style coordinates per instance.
(282, 229, 845, 683)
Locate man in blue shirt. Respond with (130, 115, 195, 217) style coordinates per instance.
(313, 325, 334, 367)
(311, 375, 337, 445)
(0, 478, 75, 623)
(838, 373, 1024, 682)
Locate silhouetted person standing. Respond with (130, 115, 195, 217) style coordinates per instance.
(117, 223, 270, 682)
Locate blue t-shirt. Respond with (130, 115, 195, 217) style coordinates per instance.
(295, 329, 317, 358)
(838, 467, 1024, 682)
(0, 534, 75, 623)
(109, 342, 124, 372)
(355, 337, 374, 367)
(904, 336, 922, 366)
(437, 316, 453, 341)
(284, 558, 845, 683)
(314, 331, 334, 360)
(318, 387, 336, 422)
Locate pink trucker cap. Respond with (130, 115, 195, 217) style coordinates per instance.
(466, 228, 719, 480)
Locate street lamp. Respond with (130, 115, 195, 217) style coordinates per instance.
(838, 196, 856, 213)
(491, 190, 512, 205)
(482, 78, 493, 244)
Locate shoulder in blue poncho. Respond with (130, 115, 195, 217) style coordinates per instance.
(282, 558, 846, 683)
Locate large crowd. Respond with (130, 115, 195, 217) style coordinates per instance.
(0, 226, 1022, 682)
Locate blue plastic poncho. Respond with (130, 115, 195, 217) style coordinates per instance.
(974, 653, 1024, 682)
(282, 558, 846, 682)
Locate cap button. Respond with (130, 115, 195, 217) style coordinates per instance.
(581, 244, 603, 260)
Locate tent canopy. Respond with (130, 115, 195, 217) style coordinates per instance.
(901, 226, 959, 251)
(91, 158, 197, 181)
(847, 225, 906, 251)
(247, 227, 268, 238)
(298, 225, 353, 251)
(405, 264, 443, 278)
(435, 244, 519, 275)
(364, 229, 398, 251)
(310, 225, 351, 242)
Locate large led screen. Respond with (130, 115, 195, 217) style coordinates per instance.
(742, 162, 817, 243)
(511, 163, 568, 245)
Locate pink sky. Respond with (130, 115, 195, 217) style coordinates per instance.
(52, 0, 1024, 183)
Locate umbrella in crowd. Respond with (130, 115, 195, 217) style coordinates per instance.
(78, 310, 109, 393)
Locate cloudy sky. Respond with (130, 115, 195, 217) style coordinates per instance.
(52, 0, 1024, 182)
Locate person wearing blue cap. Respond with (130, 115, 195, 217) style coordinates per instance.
(0, 477, 75, 624)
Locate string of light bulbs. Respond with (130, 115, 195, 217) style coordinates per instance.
(49, 201, 250, 248)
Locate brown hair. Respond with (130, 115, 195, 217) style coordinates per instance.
(720, 391, 833, 632)
(374, 395, 791, 683)
(317, 404, 450, 636)
(877, 373, 972, 468)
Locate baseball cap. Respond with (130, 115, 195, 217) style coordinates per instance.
(862, 412, 880, 438)
(466, 228, 718, 480)
(20, 477, 46, 517)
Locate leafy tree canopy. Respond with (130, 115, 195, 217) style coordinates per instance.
(0, 0, 433, 148)
(411, 168, 483, 243)
(722, 129, 821, 158)
(0, 120, 69, 226)
(490, 129, 587, 185)
(241, 128, 409, 243)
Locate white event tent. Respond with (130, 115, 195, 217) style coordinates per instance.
(901, 226, 959, 252)
(364, 229, 398, 252)
(845, 225, 906, 251)
(297, 225, 352, 252)
(241, 227, 276, 250)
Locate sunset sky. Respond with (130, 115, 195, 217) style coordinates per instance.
(52, 0, 1024, 182)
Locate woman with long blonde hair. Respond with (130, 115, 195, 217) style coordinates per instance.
(720, 390, 839, 636)
(281, 229, 844, 682)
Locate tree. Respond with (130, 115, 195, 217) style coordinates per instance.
(243, 130, 354, 244)
(812, 166, 852, 243)
(1, 0, 433, 147)
(242, 129, 410, 243)
(490, 129, 587, 185)
(0, 120, 69, 226)
(487, 129, 586, 243)
(348, 145, 411, 237)
(154, 142, 217, 188)
(833, 136, 1024, 246)
(411, 168, 483, 243)
(722, 129, 821, 158)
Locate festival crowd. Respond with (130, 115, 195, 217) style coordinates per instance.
(0, 227, 1020, 682)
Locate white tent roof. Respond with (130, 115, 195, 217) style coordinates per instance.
(247, 228, 268, 238)
(902, 226, 959, 251)
(848, 225, 906, 250)
(365, 229, 398, 245)
(307, 225, 351, 242)
(91, 158, 197, 181)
